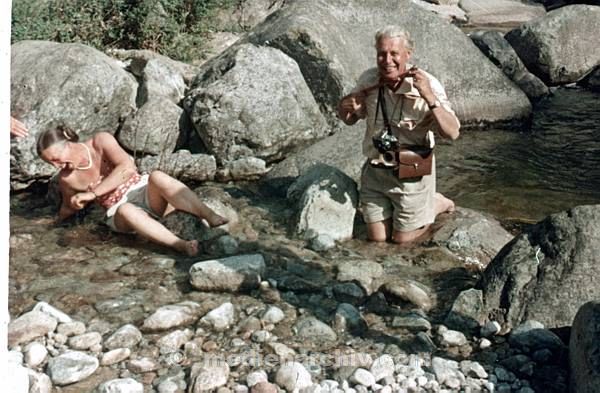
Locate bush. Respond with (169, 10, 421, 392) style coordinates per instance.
(11, 0, 238, 62)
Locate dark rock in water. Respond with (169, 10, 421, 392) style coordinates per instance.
(479, 204, 600, 329)
(332, 282, 366, 305)
(333, 303, 368, 335)
(445, 288, 485, 333)
(569, 301, 600, 393)
(505, 5, 600, 85)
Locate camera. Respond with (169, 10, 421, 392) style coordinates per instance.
(371, 130, 399, 167)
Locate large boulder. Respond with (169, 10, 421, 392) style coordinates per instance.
(136, 150, 217, 183)
(470, 30, 549, 100)
(184, 43, 329, 164)
(478, 205, 600, 329)
(10, 40, 137, 189)
(460, 0, 546, 27)
(505, 5, 600, 85)
(569, 301, 600, 393)
(246, 0, 531, 126)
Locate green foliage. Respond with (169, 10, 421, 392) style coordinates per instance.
(11, 0, 239, 62)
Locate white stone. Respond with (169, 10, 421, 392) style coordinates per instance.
(142, 301, 202, 331)
(95, 377, 144, 393)
(440, 330, 468, 347)
(189, 361, 230, 392)
(105, 324, 143, 349)
(101, 348, 131, 366)
(127, 357, 160, 373)
(33, 302, 72, 323)
(350, 368, 376, 387)
(247, 370, 268, 387)
(68, 332, 102, 350)
(47, 351, 99, 386)
(24, 341, 48, 367)
(200, 302, 235, 332)
(370, 355, 395, 381)
(27, 369, 52, 393)
(261, 306, 285, 324)
(275, 361, 312, 391)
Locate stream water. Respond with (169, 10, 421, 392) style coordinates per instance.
(437, 87, 600, 223)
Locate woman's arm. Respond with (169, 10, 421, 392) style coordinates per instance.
(88, 132, 137, 198)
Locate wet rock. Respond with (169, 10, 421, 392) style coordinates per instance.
(307, 233, 336, 251)
(105, 324, 143, 350)
(8, 311, 58, 347)
(95, 378, 144, 393)
(57, 321, 86, 337)
(68, 331, 102, 350)
(215, 235, 240, 255)
(275, 362, 312, 391)
(460, 360, 488, 379)
(261, 306, 285, 324)
(184, 43, 328, 164)
(46, 351, 99, 386)
(505, 5, 600, 84)
(200, 302, 235, 332)
(431, 357, 464, 389)
(100, 348, 131, 366)
(290, 165, 358, 242)
(266, 342, 296, 360)
(570, 301, 600, 393)
(350, 368, 376, 387)
(480, 205, 600, 328)
(509, 326, 565, 353)
(333, 303, 368, 335)
(481, 321, 502, 337)
(391, 314, 431, 332)
(337, 260, 384, 295)
(250, 381, 278, 393)
(294, 317, 337, 342)
(382, 279, 432, 311)
(189, 254, 266, 292)
(440, 329, 468, 347)
(32, 302, 72, 323)
(142, 301, 202, 332)
(189, 361, 230, 392)
(332, 282, 366, 305)
(24, 342, 48, 368)
(445, 288, 485, 332)
(27, 369, 52, 393)
(157, 329, 194, 354)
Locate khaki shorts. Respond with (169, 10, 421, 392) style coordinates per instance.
(105, 174, 158, 233)
(359, 160, 436, 232)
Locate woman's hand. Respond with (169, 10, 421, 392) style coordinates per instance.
(70, 191, 96, 210)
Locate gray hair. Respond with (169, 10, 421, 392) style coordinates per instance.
(374, 25, 414, 52)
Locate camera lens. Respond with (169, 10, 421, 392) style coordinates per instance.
(383, 151, 395, 163)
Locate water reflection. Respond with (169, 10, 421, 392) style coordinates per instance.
(437, 87, 600, 222)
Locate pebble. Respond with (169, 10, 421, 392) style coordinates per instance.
(128, 357, 161, 373)
(101, 348, 132, 366)
(68, 331, 102, 350)
(350, 368, 376, 387)
(95, 378, 144, 393)
(251, 381, 278, 393)
(142, 301, 202, 331)
(189, 362, 230, 391)
(294, 317, 337, 341)
(275, 362, 313, 391)
(158, 329, 194, 353)
(247, 370, 268, 387)
(24, 341, 48, 367)
(481, 320, 501, 337)
(8, 311, 58, 347)
(261, 306, 285, 324)
(200, 302, 235, 332)
(440, 329, 468, 347)
(105, 324, 143, 350)
(33, 302, 72, 323)
(370, 354, 395, 382)
(57, 321, 86, 336)
(46, 351, 99, 386)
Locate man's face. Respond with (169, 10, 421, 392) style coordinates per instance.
(376, 36, 411, 83)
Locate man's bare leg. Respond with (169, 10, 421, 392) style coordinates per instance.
(146, 171, 229, 227)
(113, 203, 199, 256)
(434, 192, 455, 215)
(392, 225, 430, 244)
(367, 219, 392, 242)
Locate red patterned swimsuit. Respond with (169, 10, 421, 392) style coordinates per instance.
(93, 173, 142, 209)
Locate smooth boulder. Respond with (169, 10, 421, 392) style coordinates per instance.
(569, 301, 600, 393)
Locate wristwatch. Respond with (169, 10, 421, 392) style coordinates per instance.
(428, 99, 441, 109)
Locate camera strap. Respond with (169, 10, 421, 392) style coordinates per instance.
(375, 86, 392, 134)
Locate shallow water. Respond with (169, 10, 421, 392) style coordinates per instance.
(437, 87, 600, 223)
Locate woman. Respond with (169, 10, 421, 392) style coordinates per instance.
(37, 125, 228, 256)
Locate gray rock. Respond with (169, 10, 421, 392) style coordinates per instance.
(291, 165, 358, 242)
(189, 361, 230, 392)
(8, 310, 58, 347)
(185, 43, 328, 164)
(470, 30, 549, 100)
(95, 378, 144, 393)
(68, 331, 102, 350)
(370, 355, 395, 382)
(580, 66, 600, 92)
(247, 370, 268, 387)
(215, 235, 240, 255)
(383, 279, 432, 311)
(137, 151, 217, 183)
(460, 360, 488, 379)
(157, 329, 194, 353)
(308, 233, 336, 251)
(440, 329, 468, 347)
(333, 303, 368, 335)
(261, 306, 286, 324)
(200, 302, 235, 332)
(127, 357, 161, 373)
(431, 357, 464, 388)
(27, 369, 52, 393)
(391, 314, 432, 332)
(32, 302, 72, 323)
(481, 320, 501, 337)
(119, 99, 184, 156)
(100, 348, 131, 366)
(480, 205, 600, 328)
(337, 260, 384, 296)
(46, 351, 99, 386)
(138, 57, 186, 105)
(251, 381, 278, 393)
(10, 40, 137, 189)
(189, 254, 266, 292)
(570, 301, 600, 393)
(444, 288, 485, 332)
(226, 157, 269, 180)
(142, 301, 202, 331)
(57, 321, 86, 337)
(105, 324, 143, 350)
(350, 368, 376, 387)
(294, 317, 337, 342)
(460, 0, 545, 26)
(509, 327, 565, 353)
(275, 362, 313, 391)
(505, 5, 600, 84)
(24, 342, 48, 368)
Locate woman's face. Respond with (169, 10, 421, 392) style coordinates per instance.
(41, 142, 73, 170)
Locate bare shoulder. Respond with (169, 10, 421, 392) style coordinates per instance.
(91, 131, 118, 147)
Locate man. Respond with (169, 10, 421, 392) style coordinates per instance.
(337, 25, 459, 244)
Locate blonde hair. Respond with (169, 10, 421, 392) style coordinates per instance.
(375, 26, 414, 52)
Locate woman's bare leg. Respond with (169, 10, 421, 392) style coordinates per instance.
(145, 171, 228, 226)
(113, 203, 199, 256)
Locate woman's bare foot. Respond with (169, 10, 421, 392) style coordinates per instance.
(175, 239, 199, 256)
(434, 193, 455, 215)
(201, 212, 229, 228)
